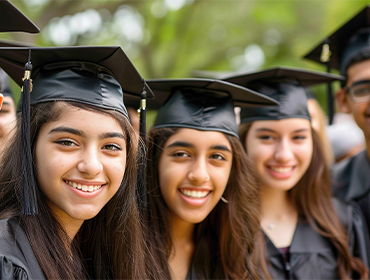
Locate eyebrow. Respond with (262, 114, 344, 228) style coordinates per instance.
(50, 127, 84, 137)
(166, 141, 231, 153)
(2, 101, 11, 106)
(49, 127, 125, 140)
(99, 132, 125, 140)
(256, 128, 309, 133)
(211, 145, 232, 153)
(166, 141, 194, 149)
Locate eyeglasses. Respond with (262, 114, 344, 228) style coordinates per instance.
(345, 80, 370, 103)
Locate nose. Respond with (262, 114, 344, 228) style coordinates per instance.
(77, 147, 103, 177)
(274, 137, 294, 163)
(187, 157, 210, 185)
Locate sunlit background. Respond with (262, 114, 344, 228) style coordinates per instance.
(2, 0, 370, 126)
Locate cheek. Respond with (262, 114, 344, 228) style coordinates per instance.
(296, 142, 313, 168)
(213, 165, 232, 193)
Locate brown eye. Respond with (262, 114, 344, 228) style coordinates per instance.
(103, 144, 121, 151)
(55, 139, 76, 146)
(172, 152, 189, 158)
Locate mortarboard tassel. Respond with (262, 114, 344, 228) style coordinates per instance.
(21, 47, 38, 215)
(139, 89, 147, 136)
(136, 88, 147, 210)
(321, 39, 334, 125)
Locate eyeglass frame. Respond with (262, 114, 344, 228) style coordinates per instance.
(344, 79, 370, 103)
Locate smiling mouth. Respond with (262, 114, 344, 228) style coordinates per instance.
(180, 189, 211, 198)
(65, 180, 104, 192)
(269, 166, 294, 173)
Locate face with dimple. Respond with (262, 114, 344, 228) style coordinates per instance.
(158, 128, 233, 225)
(337, 59, 370, 140)
(0, 96, 16, 144)
(35, 104, 127, 229)
(246, 118, 313, 192)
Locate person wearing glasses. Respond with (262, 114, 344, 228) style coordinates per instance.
(304, 6, 370, 243)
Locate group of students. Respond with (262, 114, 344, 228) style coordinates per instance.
(0, 1, 370, 279)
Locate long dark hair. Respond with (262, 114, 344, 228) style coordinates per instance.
(0, 101, 148, 279)
(144, 127, 261, 280)
(239, 122, 368, 280)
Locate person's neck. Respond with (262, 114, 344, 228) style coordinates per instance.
(260, 186, 296, 222)
(170, 215, 195, 252)
(168, 215, 195, 280)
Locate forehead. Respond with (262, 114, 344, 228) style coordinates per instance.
(43, 103, 123, 132)
(165, 128, 231, 148)
(347, 58, 370, 84)
(250, 118, 311, 132)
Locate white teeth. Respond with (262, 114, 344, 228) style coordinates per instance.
(180, 189, 209, 198)
(270, 167, 293, 173)
(66, 181, 103, 192)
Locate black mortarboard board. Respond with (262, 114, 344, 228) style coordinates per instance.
(0, 46, 153, 115)
(303, 6, 370, 75)
(147, 78, 279, 138)
(0, 0, 40, 33)
(0, 68, 13, 98)
(0, 46, 152, 215)
(223, 67, 344, 123)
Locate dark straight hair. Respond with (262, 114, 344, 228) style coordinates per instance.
(239, 122, 368, 280)
(143, 127, 261, 280)
(0, 101, 149, 279)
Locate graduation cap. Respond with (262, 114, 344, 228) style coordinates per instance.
(223, 67, 344, 123)
(147, 78, 279, 138)
(0, 46, 152, 215)
(301, 7, 370, 124)
(303, 6, 370, 75)
(0, 0, 40, 33)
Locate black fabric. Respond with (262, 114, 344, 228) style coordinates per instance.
(303, 6, 370, 74)
(148, 78, 279, 138)
(153, 89, 239, 138)
(239, 82, 310, 123)
(0, 218, 46, 279)
(332, 150, 370, 244)
(0, 0, 39, 33)
(264, 198, 369, 279)
(186, 262, 198, 280)
(223, 67, 343, 123)
(0, 46, 153, 117)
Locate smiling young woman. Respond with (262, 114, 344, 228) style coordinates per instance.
(225, 67, 369, 279)
(0, 46, 150, 279)
(143, 78, 279, 280)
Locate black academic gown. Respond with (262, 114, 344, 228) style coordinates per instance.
(332, 150, 370, 238)
(0, 218, 46, 280)
(264, 198, 369, 279)
(186, 262, 198, 280)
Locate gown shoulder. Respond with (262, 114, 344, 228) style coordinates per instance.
(0, 218, 45, 280)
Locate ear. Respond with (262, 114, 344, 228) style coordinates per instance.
(336, 88, 351, 114)
(0, 93, 3, 109)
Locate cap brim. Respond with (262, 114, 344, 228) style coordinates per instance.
(223, 66, 344, 86)
(0, 1, 40, 33)
(146, 78, 279, 110)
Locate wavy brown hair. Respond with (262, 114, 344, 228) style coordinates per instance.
(239, 122, 368, 280)
(143, 127, 261, 280)
(0, 101, 148, 279)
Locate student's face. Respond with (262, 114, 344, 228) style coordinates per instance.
(158, 128, 233, 225)
(246, 118, 312, 191)
(35, 105, 126, 226)
(0, 96, 16, 143)
(337, 59, 370, 140)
